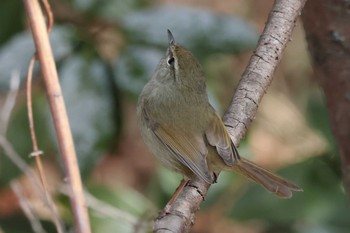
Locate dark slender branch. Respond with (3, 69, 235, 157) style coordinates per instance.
(302, 0, 350, 197)
(153, 0, 307, 232)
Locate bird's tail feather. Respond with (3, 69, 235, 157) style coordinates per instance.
(231, 158, 302, 198)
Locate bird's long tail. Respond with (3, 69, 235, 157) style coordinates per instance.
(231, 158, 302, 198)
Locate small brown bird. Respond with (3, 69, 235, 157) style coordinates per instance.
(137, 30, 302, 198)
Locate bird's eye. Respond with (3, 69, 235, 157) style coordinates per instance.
(167, 57, 175, 65)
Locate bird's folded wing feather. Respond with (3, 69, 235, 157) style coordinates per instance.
(205, 113, 240, 166)
(153, 123, 213, 183)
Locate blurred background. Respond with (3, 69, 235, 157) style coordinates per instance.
(0, 0, 349, 233)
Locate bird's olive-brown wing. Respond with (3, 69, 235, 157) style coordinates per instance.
(205, 113, 240, 166)
(153, 123, 213, 184)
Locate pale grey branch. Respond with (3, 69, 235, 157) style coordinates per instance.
(153, 0, 307, 232)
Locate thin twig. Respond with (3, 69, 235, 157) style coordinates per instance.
(1, 76, 63, 232)
(26, 55, 65, 233)
(0, 71, 20, 134)
(0, 134, 65, 232)
(41, 0, 54, 33)
(59, 186, 153, 232)
(0, 135, 44, 201)
(26, 56, 45, 185)
(60, 187, 140, 225)
(153, 0, 307, 232)
(27, 1, 62, 231)
(11, 180, 48, 233)
(23, 0, 91, 232)
(0, 74, 44, 202)
(84, 190, 142, 225)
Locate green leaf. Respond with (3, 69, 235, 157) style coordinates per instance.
(0, 215, 57, 233)
(0, 0, 24, 45)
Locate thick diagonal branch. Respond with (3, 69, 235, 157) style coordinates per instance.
(153, 0, 307, 232)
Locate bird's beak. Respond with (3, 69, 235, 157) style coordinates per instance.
(167, 29, 175, 47)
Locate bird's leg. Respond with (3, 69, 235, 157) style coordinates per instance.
(160, 178, 188, 217)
